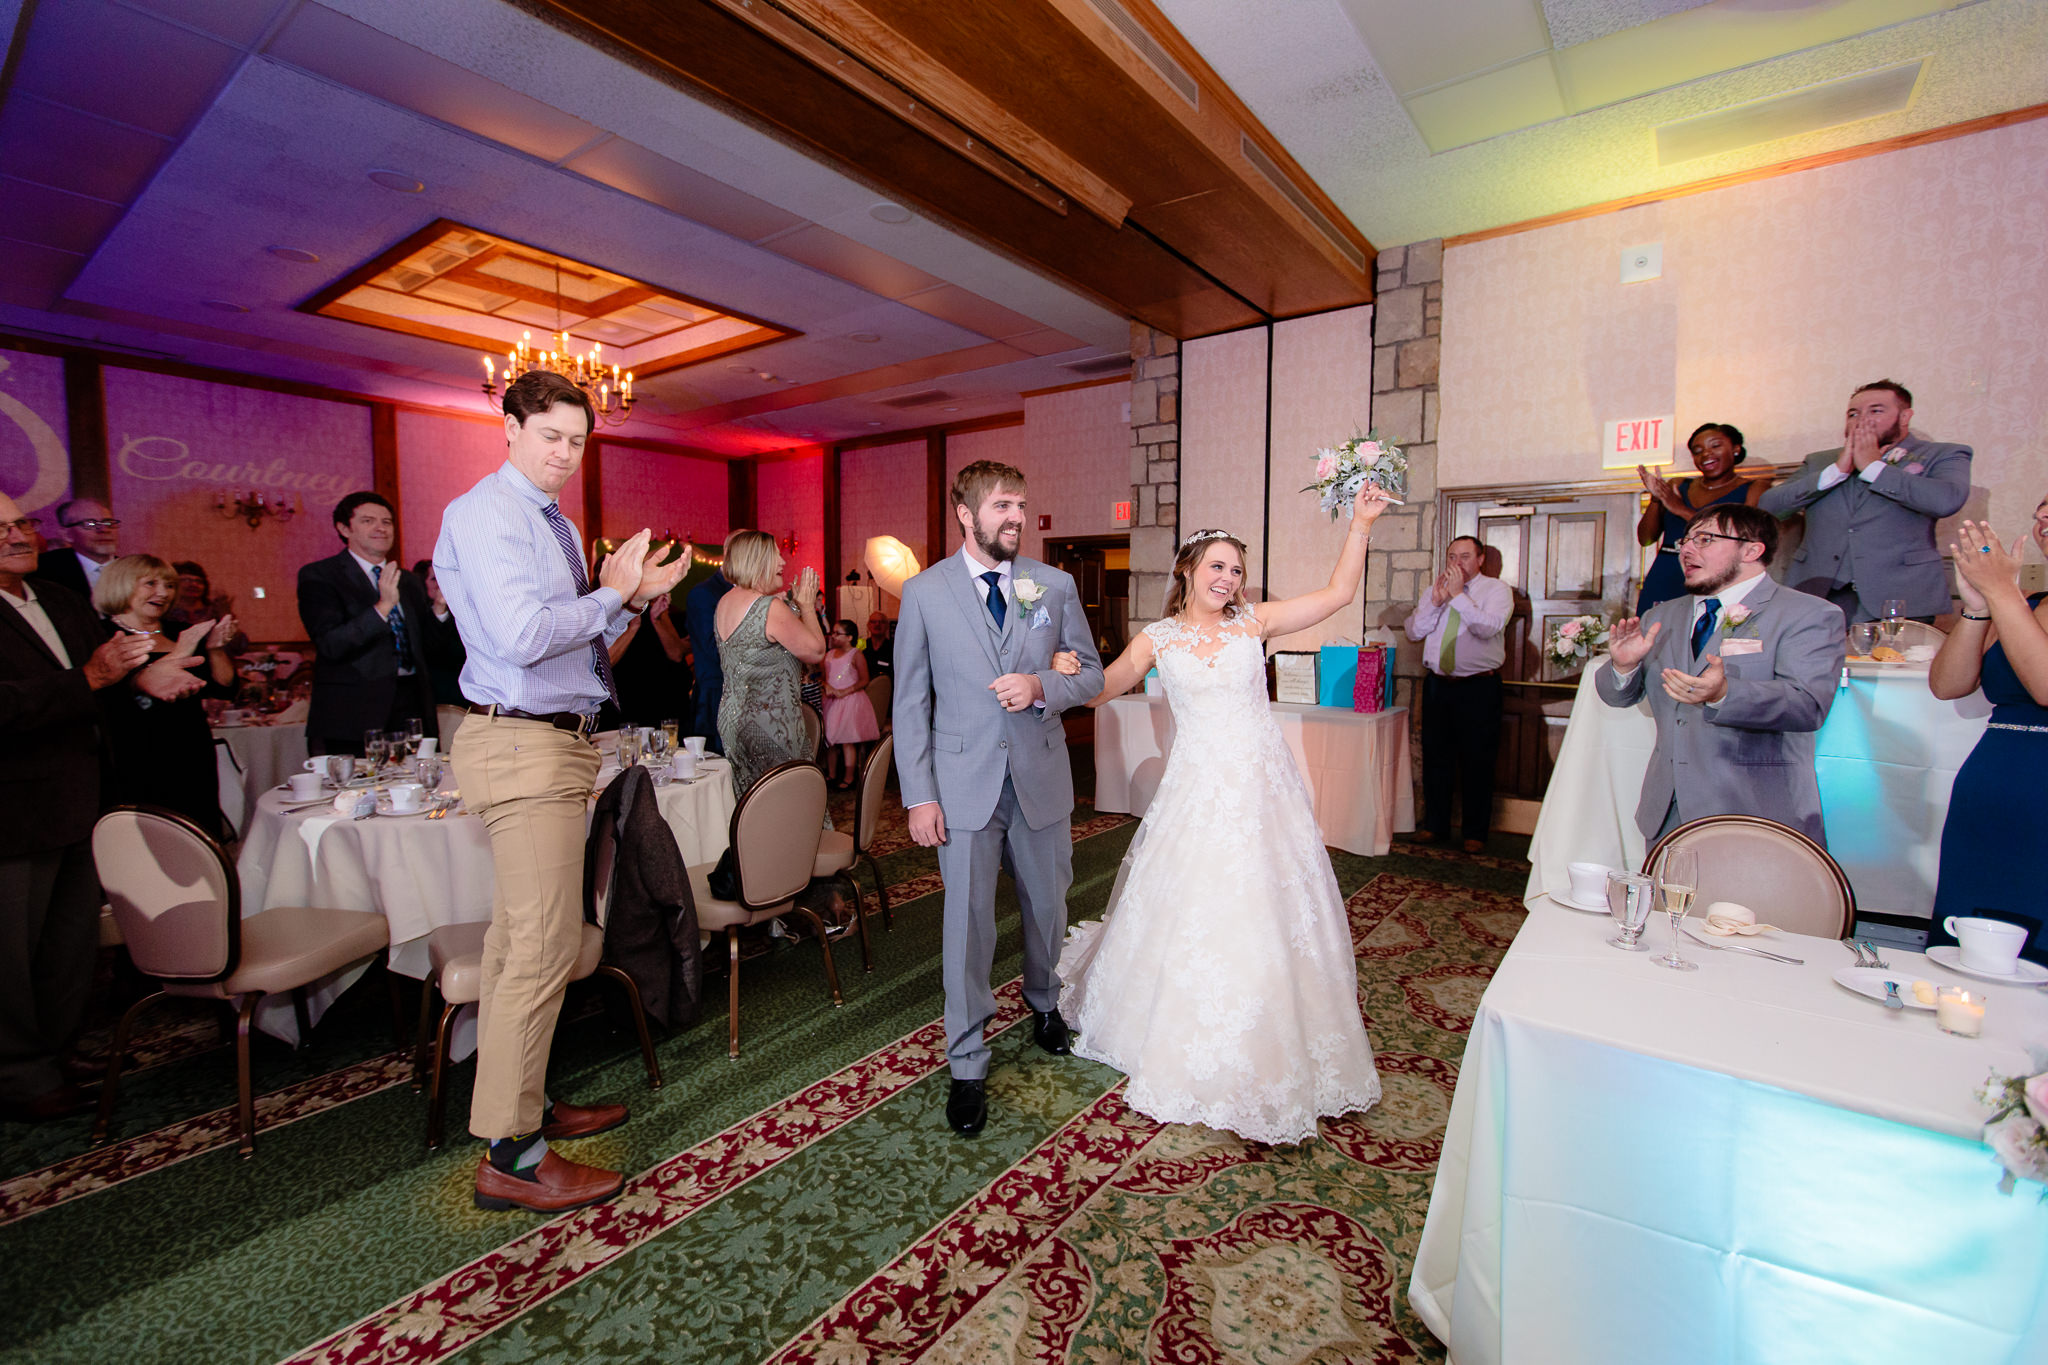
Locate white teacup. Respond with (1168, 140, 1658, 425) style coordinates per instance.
(286, 771, 324, 800)
(386, 782, 426, 813)
(683, 735, 707, 759)
(416, 737, 437, 760)
(1945, 915, 2028, 975)
(672, 753, 697, 780)
(1566, 861, 1614, 905)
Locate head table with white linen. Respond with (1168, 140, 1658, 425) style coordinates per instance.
(1411, 899, 2048, 1365)
(1094, 694, 1414, 856)
(234, 753, 738, 1045)
(1526, 658, 1990, 915)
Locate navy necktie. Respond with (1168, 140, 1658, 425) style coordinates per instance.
(372, 565, 412, 673)
(981, 569, 1006, 629)
(1691, 597, 1721, 660)
(540, 501, 618, 705)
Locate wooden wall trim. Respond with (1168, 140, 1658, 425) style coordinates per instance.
(370, 404, 400, 520)
(925, 431, 947, 562)
(835, 410, 1024, 454)
(726, 456, 756, 535)
(582, 438, 605, 540)
(823, 444, 843, 592)
(1443, 102, 2048, 249)
(60, 352, 108, 507)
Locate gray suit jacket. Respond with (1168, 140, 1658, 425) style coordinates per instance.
(1595, 575, 1845, 846)
(1758, 433, 1970, 618)
(892, 553, 1105, 833)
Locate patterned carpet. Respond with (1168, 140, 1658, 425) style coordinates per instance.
(0, 786, 1528, 1364)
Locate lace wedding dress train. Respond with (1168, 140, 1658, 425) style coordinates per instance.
(1059, 607, 1381, 1144)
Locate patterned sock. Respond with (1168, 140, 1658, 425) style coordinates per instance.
(487, 1132, 546, 1181)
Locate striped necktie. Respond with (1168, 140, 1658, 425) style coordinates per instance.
(540, 501, 618, 705)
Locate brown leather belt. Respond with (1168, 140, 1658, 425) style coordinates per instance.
(468, 704, 598, 737)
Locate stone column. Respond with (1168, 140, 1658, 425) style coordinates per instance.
(1127, 322, 1180, 641)
(1364, 239, 1442, 712)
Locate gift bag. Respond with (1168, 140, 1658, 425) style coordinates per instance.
(1317, 644, 1357, 707)
(1353, 643, 1388, 713)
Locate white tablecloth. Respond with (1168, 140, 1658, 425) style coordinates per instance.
(1526, 661, 1991, 916)
(1094, 695, 1413, 856)
(1411, 901, 2048, 1365)
(234, 759, 737, 1043)
(212, 722, 307, 836)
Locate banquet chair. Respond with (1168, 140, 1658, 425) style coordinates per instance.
(686, 761, 838, 1058)
(865, 674, 893, 729)
(213, 739, 247, 841)
(412, 825, 664, 1149)
(90, 806, 392, 1157)
(1642, 815, 1855, 939)
(812, 735, 890, 970)
(799, 701, 823, 762)
(435, 704, 468, 747)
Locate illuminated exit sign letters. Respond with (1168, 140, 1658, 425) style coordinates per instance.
(1112, 500, 1133, 527)
(1602, 414, 1675, 469)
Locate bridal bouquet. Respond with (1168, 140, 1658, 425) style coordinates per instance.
(1305, 431, 1406, 518)
(1978, 1064, 2048, 1197)
(1544, 614, 1612, 669)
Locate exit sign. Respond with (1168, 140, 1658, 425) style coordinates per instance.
(1602, 415, 1675, 469)
(1112, 499, 1132, 527)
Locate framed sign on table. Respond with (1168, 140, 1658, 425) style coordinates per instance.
(1270, 651, 1319, 705)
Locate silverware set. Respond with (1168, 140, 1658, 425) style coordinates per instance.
(1680, 928, 1804, 965)
(1843, 939, 1891, 969)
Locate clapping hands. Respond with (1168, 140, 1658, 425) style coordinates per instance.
(1608, 615, 1662, 670)
(1950, 519, 2027, 615)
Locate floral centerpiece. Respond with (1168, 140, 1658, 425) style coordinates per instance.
(1978, 1063, 2048, 1197)
(1305, 431, 1406, 518)
(1544, 614, 1611, 670)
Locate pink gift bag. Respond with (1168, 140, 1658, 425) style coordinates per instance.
(1353, 644, 1388, 713)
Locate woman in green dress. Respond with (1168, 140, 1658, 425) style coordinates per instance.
(713, 530, 827, 797)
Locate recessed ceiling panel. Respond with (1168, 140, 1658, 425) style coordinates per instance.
(13, 0, 240, 137)
(1406, 54, 1569, 151)
(1339, 0, 1553, 96)
(302, 220, 798, 378)
(0, 98, 168, 202)
(1655, 57, 1925, 163)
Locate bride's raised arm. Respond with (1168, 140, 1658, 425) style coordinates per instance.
(1076, 630, 1156, 708)
(1253, 482, 1394, 639)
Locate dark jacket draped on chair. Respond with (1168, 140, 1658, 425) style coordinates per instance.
(587, 765, 702, 1028)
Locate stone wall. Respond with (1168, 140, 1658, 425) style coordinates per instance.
(1128, 322, 1180, 642)
(1364, 239, 1444, 709)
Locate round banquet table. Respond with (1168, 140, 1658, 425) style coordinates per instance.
(233, 756, 737, 1044)
(211, 721, 308, 834)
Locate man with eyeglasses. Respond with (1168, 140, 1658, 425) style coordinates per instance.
(0, 492, 206, 1121)
(1597, 503, 1845, 846)
(33, 498, 120, 606)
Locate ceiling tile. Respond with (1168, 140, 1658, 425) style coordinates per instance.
(760, 225, 947, 301)
(1540, 0, 1713, 50)
(1405, 54, 1568, 150)
(125, 0, 289, 48)
(1002, 328, 1091, 357)
(0, 176, 127, 253)
(563, 138, 807, 243)
(14, 0, 241, 136)
(1338, 0, 1552, 95)
(0, 98, 168, 202)
(266, 3, 603, 164)
(898, 284, 1044, 341)
(0, 237, 84, 308)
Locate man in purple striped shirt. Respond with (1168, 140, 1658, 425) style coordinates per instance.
(435, 370, 684, 1214)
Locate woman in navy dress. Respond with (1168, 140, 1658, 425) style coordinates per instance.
(1929, 502, 2048, 966)
(1635, 423, 1767, 613)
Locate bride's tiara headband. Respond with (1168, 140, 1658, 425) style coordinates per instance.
(1180, 528, 1237, 550)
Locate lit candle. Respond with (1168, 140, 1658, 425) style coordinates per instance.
(1935, 987, 1984, 1037)
(482, 356, 494, 380)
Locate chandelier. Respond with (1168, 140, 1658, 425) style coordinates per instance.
(479, 261, 636, 427)
(217, 490, 297, 529)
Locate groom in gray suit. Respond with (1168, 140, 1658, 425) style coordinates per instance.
(1598, 503, 1846, 846)
(894, 460, 1104, 1135)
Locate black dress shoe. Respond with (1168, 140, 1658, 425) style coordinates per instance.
(946, 1078, 987, 1136)
(1031, 1009, 1072, 1056)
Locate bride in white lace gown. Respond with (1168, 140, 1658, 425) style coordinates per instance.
(1057, 485, 1391, 1144)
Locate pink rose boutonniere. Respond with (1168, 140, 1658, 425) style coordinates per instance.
(1722, 603, 1759, 638)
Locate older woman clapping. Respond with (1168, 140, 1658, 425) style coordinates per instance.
(1927, 506, 2048, 965)
(712, 531, 827, 799)
(94, 554, 237, 836)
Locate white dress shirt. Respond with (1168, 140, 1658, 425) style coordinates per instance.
(74, 550, 104, 593)
(1404, 573, 1513, 676)
(959, 542, 1013, 615)
(1, 579, 73, 666)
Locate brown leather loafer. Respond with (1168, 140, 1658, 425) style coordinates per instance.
(474, 1151, 624, 1213)
(540, 1100, 628, 1140)
(1462, 839, 1486, 854)
(1407, 830, 1439, 844)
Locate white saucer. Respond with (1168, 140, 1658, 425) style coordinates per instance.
(373, 798, 433, 819)
(1926, 945, 2048, 986)
(1552, 888, 1610, 914)
(1831, 966, 1936, 1010)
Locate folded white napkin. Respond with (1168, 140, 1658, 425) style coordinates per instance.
(1699, 901, 1782, 936)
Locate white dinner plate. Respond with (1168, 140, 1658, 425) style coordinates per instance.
(1831, 966, 1936, 1010)
(373, 799, 433, 819)
(1925, 945, 2048, 987)
(1551, 888, 1610, 914)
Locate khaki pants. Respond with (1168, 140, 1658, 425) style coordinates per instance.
(451, 715, 600, 1140)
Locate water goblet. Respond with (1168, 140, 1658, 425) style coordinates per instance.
(1651, 845, 1699, 971)
(1848, 622, 1877, 657)
(417, 757, 444, 792)
(1605, 871, 1655, 951)
(646, 728, 672, 766)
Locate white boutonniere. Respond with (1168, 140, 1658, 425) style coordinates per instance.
(1013, 577, 1045, 609)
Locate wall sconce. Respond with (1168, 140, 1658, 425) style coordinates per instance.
(217, 490, 297, 529)
(778, 532, 800, 555)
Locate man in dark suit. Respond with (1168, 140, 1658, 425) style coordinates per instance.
(684, 539, 735, 753)
(33, 497, 120, 605)
(297, 492, 437, 756)
(0, 493, 202, 1120)
(1759, 379, 1971, 623)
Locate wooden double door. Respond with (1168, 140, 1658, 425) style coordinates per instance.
(1042, 533, 1129, 661)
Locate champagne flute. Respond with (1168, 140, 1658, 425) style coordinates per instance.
(1879, 599, 1907, 650)
(1652, 845, 1699, 971)
(618, 727, 643, 768)
(363, 730, 389, 774)
(661, 717, 680, 751)
(405, 717, 424, 759)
